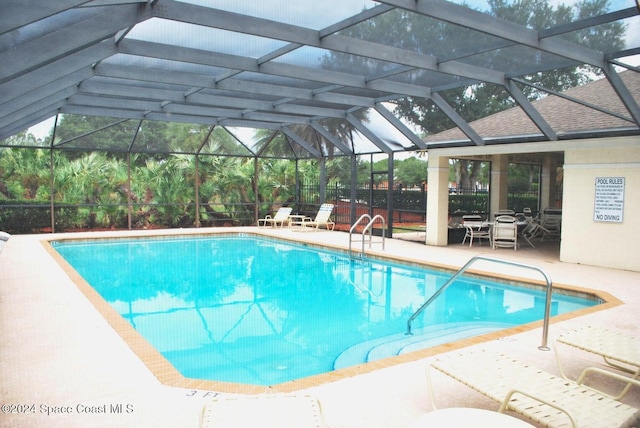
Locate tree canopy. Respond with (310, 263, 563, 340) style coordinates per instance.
(320, 0, 626, 190)
(391, 0, 626, 135)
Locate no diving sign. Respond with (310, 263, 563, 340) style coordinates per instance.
(594, 177, 624, 223)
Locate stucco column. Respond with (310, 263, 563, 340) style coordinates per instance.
(540, 155, 552, 211)
(426, 155, 449, 246)
(490, 154, 509, 218)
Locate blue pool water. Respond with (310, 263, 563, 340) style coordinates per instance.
(52, 234, 597, 386)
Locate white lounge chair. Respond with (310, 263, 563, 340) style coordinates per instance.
(427, 349, 639, 428)
(301, 203, 335, 230)
(410, 407, 535, 427)
(257, 207, 292, 228)
(0, 231, 9, 254)
(200, 394, 326, 428)
(554, 325, 640, 399)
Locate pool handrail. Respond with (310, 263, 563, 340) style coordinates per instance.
(405, 255, 553, 351)
(349, 214, 385, 257)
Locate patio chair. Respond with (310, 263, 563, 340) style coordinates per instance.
(493, 209, 515, 221)
(257, 207, 292, 228)
(519, 216, 548, 248)
(426, 349, 640, 428)
(492, 215, 517, 250)
(448, 210, 467, 228)
(200, 394, 326, 428)
(554, 325, 640, 400)
(541, 208, 562, 240)
(461, 215, 491, 247)
(300, 203, 335, 230)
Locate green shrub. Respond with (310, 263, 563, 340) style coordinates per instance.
(0, 202, 51, 233)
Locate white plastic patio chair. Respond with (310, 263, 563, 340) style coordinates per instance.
(492, 215, 517, 250)
(461, 215, 491, 247)
(541, 208, 562, 240)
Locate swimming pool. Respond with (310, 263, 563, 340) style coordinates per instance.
(52, 234, 598, 386)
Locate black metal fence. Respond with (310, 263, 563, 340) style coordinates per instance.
(301, 181, 544, 218)
(0, 181, 551, 234)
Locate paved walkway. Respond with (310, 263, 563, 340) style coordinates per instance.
(1, 228, 638, 427)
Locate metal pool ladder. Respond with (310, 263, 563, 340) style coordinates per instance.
(405, 255, 554, 351)
(349, 214, 385, 258)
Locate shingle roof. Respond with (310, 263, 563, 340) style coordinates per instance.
(424, 71, 640, 145)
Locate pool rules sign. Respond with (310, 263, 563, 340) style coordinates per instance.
(594, 177, 625, 223)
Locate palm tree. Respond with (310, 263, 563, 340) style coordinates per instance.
(53, 152, 114, 227)
(0, 146, 50, 201)
(134, 155, 195, 227)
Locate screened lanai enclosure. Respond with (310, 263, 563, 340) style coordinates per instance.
(1, 0, 639, 234)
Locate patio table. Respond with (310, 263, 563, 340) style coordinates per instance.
(288, 215, 308, 228)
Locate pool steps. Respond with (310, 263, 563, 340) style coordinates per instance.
(406, 256, 553, 350)
(333, 322, 512, 370)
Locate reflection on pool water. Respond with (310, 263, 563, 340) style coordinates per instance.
(52, 234, 598, 386)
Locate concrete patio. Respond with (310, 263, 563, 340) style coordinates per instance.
(1, 228, 638, 427)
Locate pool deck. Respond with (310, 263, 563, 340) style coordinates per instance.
(1, 227, 638, 427)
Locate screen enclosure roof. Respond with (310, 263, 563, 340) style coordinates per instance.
(1, 0, 639, 159)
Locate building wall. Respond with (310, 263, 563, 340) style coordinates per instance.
(431, 136, 639, 271)
(561, 143, 640, 272)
